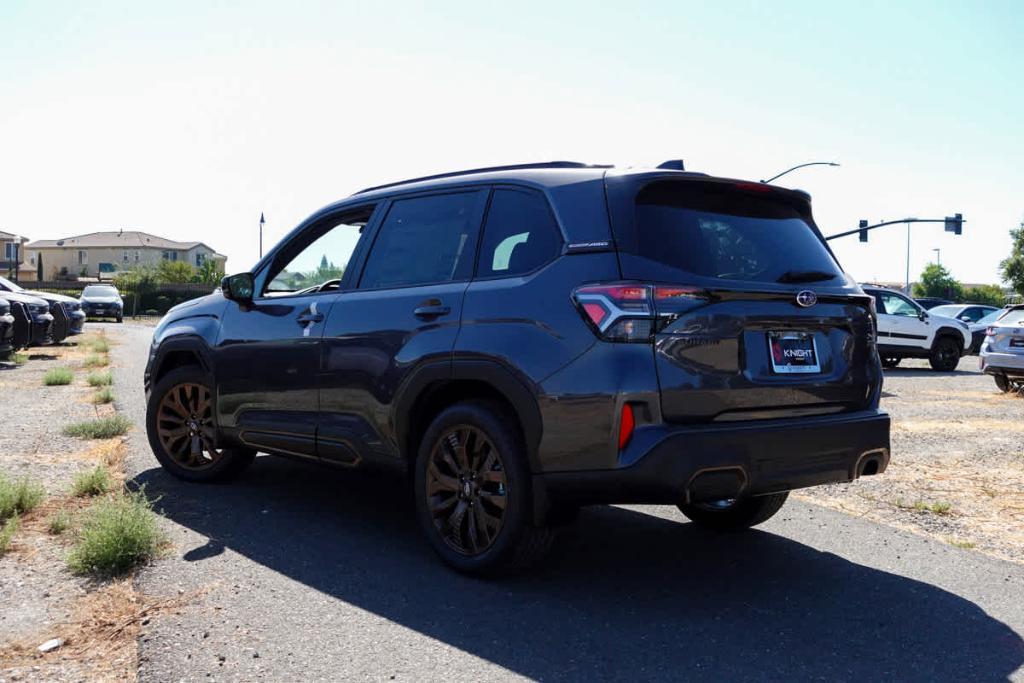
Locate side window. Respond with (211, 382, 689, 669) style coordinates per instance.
(478, 188, 562, 278)
(961, 307, 983, 322)
(359, 191, 485, 289)
(263, 205, 375, 295)
(869, 291, 887, 314)
(881, 292, 919, 317)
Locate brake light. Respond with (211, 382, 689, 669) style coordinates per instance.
(618, 403, 635, 449)
(573, 282, 708, 342)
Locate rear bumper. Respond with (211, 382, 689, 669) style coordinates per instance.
(535, 409, 890, 510)
(980, 350, 1024, 376)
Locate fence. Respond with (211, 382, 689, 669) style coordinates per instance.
(13, 280, 217, 316)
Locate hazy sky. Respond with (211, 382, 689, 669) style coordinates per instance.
(2, 1, 1021, 284)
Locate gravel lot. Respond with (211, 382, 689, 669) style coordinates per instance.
(104, 323, 1024, 682)
(802, 355, 1024, 563)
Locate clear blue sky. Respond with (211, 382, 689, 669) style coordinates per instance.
(1, 0, 1021, 283)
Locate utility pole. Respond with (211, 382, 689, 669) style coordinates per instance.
(932, 248, 941, 265)
(259, 212, 265, 259)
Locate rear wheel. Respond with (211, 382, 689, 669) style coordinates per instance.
(146, 366, 255, 482)
(880, 356, 901, 369)
(413, 401, 553, 575)
(677, 492, 789, 531)
(929, 337, 961, 372)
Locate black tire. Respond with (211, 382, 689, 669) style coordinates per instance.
(413, 400, 554, 576)
(146, 365, 255, 482)
(116, 316, 123, 323)
(995, 374, 1012, 392)
(880, 356, 901, 369)
(929, 336, 961, 372)
(677, 492, 789, 532)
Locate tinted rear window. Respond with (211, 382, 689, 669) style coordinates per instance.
(630, 181, 841, 283)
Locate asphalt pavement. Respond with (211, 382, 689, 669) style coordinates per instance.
(105, 322, 1024, 682)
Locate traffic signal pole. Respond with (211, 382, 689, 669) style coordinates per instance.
(825, 214, 964, 295)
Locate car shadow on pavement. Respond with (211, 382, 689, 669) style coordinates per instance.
(133, 458, 1024, 681)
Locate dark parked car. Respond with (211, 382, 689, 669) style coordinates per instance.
(0, 298, 15, 358)
(144, 161, 890, 574)
(79, 284, 124, 322)
(0, 291, 54, 347)
(0, 276, 85, 342)
(913, 296, 953, 310)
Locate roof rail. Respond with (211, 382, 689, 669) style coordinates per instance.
(354, 161, 610, 195)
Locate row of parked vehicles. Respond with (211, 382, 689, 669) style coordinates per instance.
(0, 277, 125, 358)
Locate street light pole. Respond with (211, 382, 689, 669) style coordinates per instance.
(932, 248, 941, 266)
(760, 161, 840, 184)
(905, 222, 912, 294)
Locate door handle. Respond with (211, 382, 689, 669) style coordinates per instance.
(297, 312, 325, 325)
(413, 300, 451, 319)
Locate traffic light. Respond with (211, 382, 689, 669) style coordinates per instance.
(859, 220, 869, 242)
(944, 213, 963, 235)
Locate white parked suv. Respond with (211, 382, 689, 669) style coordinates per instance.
(979, 304, 1024, 391)
(861, 285, 971, 371)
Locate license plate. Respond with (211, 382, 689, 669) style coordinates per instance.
(767, 331, 820, 374)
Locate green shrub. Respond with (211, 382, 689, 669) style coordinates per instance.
(67, 489, 162, 576)
(92, 387, 115, 404)
(83, 354, 109, 368)
(0, 514, 19, 557)
(48, 510, 72, 535)
(87, 371, 113, 387)
(0, 474, 46, 522)
(72, 465, 113, 497)
(43, 367, 74, 386)
(63, 415, 132, 439)
(11, 353, 28, 366)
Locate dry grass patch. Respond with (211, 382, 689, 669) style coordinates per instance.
(71, 465, 113, 497)
(86, 371, 113, 387)
(67, 488, 163, 577)
(63, 415, 131, 440)
(0, 473, 46, 521)
(82, 354, 109, 368)
(91, 387, 115, 404)
(42, 367, 74, 386)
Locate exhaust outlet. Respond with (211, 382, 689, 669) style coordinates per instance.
(855, 449, 889, 478)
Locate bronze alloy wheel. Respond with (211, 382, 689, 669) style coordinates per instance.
(155, 383, 222, 469)
(426, 425, 508, 555)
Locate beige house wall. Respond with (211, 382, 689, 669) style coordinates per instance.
(26, 245, 225, 279)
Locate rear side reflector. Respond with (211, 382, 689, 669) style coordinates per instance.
(573, 282, 708, 342)
(618, 403, 635, 449)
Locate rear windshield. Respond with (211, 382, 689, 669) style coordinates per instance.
(83, 286, 118, 296)
(997, 309, 1024, 326)
(630, 181, 842, 284)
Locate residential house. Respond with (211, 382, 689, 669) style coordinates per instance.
(0, 230, 34, 280)
(24, 230, 227, 281)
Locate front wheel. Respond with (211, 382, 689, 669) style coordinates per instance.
(146, 366, 255, 482)
(677, 492, 789, 531)
(929, 337, 962, 371)
(413, 401, 554, 576)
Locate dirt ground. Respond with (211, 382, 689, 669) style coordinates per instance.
(799, 355, 1024, 564)
(0, 334, 166, 682)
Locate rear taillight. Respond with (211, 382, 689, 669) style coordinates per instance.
(573, 282, 707, 342)
(618, 403, 635, 450)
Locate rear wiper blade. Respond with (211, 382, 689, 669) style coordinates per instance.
(776, 270, 838, 283)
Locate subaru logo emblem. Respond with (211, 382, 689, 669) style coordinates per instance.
(796, 290, 817, 307)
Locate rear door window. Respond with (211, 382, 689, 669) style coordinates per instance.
(359, 191, 487, 290)
(626, 181, 842, 284)
(477, 188, 561, 278)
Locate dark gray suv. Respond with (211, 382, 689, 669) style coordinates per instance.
(144, 161, 890, 574)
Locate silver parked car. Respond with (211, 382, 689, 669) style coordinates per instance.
(979, 304, 1024, 391)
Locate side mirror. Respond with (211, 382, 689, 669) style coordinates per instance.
(959, 315, 971, 322)
(221, 273, 255, 303)
(918, 310, 928, 321)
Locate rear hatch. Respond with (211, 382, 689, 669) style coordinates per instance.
(605, 173, 879, 423)
(986, 308, 1024, 354)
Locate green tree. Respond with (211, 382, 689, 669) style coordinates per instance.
(913, 263, 963, 300)
(1000, 221, 1024, 296)
(113, 266, 158, 317)
(961, 284, 1006, 307)
(194, 258, 225, 286)
(155, 259, 195, 284)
